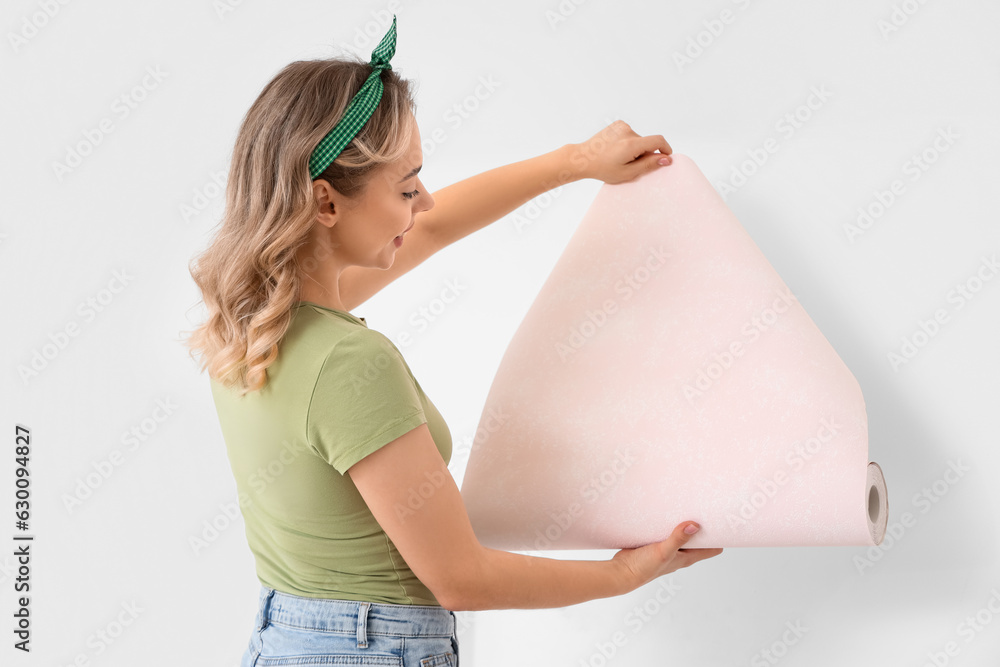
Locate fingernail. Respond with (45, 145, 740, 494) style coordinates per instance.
(658, 157, 671, 166)
(684, 523, 699, 535)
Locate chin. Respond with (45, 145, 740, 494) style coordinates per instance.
(378, 250, 396, 270)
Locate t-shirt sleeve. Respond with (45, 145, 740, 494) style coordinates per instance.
(306, 328, 428, 475)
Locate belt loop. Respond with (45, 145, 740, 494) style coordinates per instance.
(259, 588, 275, 631)
(356, 601, 371, 648)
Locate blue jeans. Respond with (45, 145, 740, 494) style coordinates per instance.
(241, 585, 460, 666)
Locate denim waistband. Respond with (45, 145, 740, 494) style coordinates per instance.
(254, 585, 456, 648)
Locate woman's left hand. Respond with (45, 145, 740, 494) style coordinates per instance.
(569, 120, 673, 184)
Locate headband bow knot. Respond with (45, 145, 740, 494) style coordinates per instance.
(308, 14, 398, 180)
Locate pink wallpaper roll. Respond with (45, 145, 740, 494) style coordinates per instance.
(460, 153, 888, 549)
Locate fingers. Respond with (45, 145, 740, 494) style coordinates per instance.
(685, 548, 725, 565)
(609, 121, 671, 158)
(660, 521, 701, 557)
(618, 135, 673, 181)
(672, 546, 724, 571)
(663, 523, 726, 560)
(685, 547, 725, 559)
(630, 134, 672, 159)
(590, 121, 674, 183)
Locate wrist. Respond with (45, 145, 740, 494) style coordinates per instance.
(552, 143, 588, 186)
(611, 556, 640, 595)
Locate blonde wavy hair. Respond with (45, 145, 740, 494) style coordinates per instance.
(181, 56, 417, 396)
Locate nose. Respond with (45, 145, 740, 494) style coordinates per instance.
(417, 177, 434, 211)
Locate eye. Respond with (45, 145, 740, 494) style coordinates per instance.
(402, 189, 420, 200)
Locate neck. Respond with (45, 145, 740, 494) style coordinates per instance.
(296, 244, 349, 311)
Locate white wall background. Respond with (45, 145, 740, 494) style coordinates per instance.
(2, 0, 998, 665)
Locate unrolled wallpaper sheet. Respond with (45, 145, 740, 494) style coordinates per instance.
(459, 154, 888, 550)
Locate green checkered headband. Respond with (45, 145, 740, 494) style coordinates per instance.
(308, 14, 398, 180)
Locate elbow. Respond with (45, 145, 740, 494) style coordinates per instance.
(433, 545, 488, 612)
(435, 576, 480, 612)
(437, 590, 470, 612)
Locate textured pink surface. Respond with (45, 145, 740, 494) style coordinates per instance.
(460, 154, 887, 549)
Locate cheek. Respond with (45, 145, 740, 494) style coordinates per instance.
(388, 199, 411, 225)
(372, 204, 403, 240)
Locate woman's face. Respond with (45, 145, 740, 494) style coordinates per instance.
(320, 114, 434, 271)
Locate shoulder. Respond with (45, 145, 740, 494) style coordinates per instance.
(326, 327, 401, 363)
(285, 307, 384, 364)
(316, 327, 414, 389)
(307, 326, 423, 427)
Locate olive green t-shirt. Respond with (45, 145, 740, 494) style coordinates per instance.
(209, 301, 452, 605)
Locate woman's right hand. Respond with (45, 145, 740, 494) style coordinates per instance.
(611, 522, 724, 592)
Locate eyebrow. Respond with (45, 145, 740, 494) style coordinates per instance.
(398, 164, 422, 183)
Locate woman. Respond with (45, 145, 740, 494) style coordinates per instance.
(184, 15, 723, 667)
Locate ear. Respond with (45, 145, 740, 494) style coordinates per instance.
(312, 179, 339, 229)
